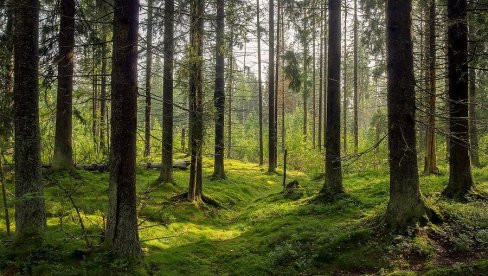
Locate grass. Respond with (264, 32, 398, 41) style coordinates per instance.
(0, 158, 487, 275)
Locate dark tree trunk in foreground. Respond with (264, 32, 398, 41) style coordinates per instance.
(321, 0, 343, 198)
(105, 0, 141, 258)
(443, 0, 474, 199)
(160, 0, 175, 183)
(268, 0, 277, 172)
(385, 0, 433, 230)
(144, 0, 154, 157)
(213, 0, 226, 179)
(13, 0, 46, 239)
(188, 0, 205, 201)
(423, 0, 437, 174)
(53, 0, 75, 170)
(257, 0, 264, 166)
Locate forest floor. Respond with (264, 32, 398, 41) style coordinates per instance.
(0, 159, 488, 275)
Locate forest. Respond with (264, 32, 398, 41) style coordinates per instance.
(0, 0, 487, 274)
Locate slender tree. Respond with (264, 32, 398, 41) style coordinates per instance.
(213, 0, 226, 179)
(99, 35, 108, 154)
(144, 0, 154, 157)
(53, 0, 75, 170)
(342, 2, 348, 155)
(442, 0, 474, 199)
(268, 0, 277, 172)
(105, 0, 141, 258)
(188, 0, 205, 201)
(257, 0, 264, 166)
(160, 0, 175, 183)
(321, 0, 343, 198)
(423, 0, 437, 174)
(468, 15, 480, 168)
(352, 0, 359, 154)
(385, 0, 435, 230)
(13, 0, 46, 239)
(318, 0, 324, 151)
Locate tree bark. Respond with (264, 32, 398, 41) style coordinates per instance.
(53, 0, 75, 170)
(321, 0, 343, 198)
(213, 0, 226, 179)
(188, 0, 205, 201)
(385, 0, 433, 230)
(442, 0, 474, 199)
(144, 0, 154, 157)
(342, 3, 348, 155)
(469, 68, 480, 168)
(105, 0, 141, 258)
(423, 0, 438, 174)
(99, 36, 108, 154)
(13, 0, 46, 239)
(268, 0, 277, 172)
(257, 0, 264, 166)
(318, 1, 324, 151)
(353, 0, 359, 154)
(227, 31, 233, 159)
(160, 0, 175, 183)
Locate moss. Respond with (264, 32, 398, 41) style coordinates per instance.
(0, 158, 487, 274)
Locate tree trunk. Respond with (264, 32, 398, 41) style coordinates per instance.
(105, 0, 141, 258)
(423, 0, 438, 174)
(442, 0, 474, 199)
(342, 3, 347, 155)
(385, 0, 433, 230)
(144, 0, 154, 157)
(268, 0, 277, 172)
(160, 0, 175, 183)
(353, 0, 359, 154)
(53, 0, 75, 170)
(468, 20, 480, 168)
(92, 47, 99, 152)
(227, 33, 233, 159)
(321, 0, 343, 198)
(275, 1, 281, 160)
(312, 8, 316, 149)
(99, 36, 108, 155)
(257, 0, 264, 166)
(469, 68, 480, 168)
(213, 0, 226, 179)
(188, 0, 205, 201)
(13, 0, 46, 239)
(302, 9, 308, 141)
(318, 1, 324, 152)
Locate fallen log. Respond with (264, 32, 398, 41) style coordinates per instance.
(2, 160, 191, 172)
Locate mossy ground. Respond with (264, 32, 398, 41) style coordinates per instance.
(0, 159, 487, 275)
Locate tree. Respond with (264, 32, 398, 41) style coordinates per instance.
(268, 0, 277, 173)
(385, 0, 435, 230)
(342, 1, 348, 155)
(321, 0, 343, 199)
(442, 0, 474, 199)
(53, 0, 76, 170)
(257, 0, 264, 166)
(213, 0, 226, 179)
(160, 0, 175, 183)
(13, 0, 46, 239)
(144, 0, 154, 157)
(188, 0, 205, 201)
(105, 0, 141, 258)
(353, 0, 359, 154)
(423, 0, 438, 174)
